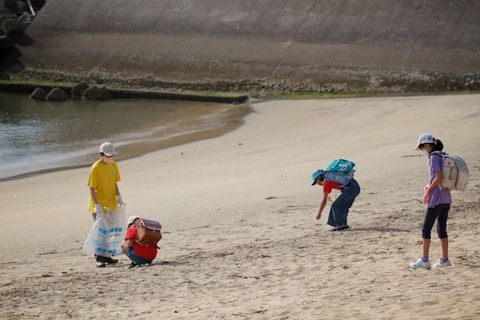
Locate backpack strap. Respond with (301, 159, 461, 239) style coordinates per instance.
(431, 151, 446, 158)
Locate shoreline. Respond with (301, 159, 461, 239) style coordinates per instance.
(0, 102, 252, 182)
(0, 81, 250, 104)
(2, 85, 478, 182)
(0, 94, 479, 319)
(3, 74, 480, 101)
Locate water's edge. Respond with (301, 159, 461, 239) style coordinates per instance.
(0, 82, 250, 104)
(0, 88, 253, 182)
(0, 107, 251, 182)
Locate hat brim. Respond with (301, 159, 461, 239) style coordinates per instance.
(311, 169, 324, 185)
(414, 141, 434, 150)
(127, 216, 140, 224)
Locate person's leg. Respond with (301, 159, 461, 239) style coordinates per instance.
(330, 200, 347, 227)
(91, 213, 103, 264)
(126, 247, 152, 265)
(436, 204, 450, 264)
(410, 206, 438, 269)
(422, 238, 431, 259)
(341, 180, 361, 226)
(440, 238, 448, 259)
(331, 180, 360, 228)
(327, 207, 336, 227)
(420, 206, 439, 261)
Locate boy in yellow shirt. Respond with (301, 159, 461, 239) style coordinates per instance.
(87, 142, 125, 267)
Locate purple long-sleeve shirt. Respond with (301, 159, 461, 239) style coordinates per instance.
(428, 153, 452, 208)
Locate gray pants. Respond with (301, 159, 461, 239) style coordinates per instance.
(327, 179, 361, 227)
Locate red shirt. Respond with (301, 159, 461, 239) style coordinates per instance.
(125, 226, 157, 260)
(323, 180, 342, 195)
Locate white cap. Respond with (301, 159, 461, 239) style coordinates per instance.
(99, 142, 118, 156)
(127, 215, 139, 225)
(414, 133, 435, 150)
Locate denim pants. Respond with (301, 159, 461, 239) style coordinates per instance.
(327, 179, 361, 227)
(126, 247, 153, 264)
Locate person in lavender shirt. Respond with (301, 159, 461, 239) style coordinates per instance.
(409, 133, 452, 269)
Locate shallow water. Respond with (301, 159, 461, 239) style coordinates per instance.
(0, 92, 250, 180)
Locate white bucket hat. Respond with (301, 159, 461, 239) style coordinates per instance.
(99, 142, 118, 156)
(414, 133, 435, 150)
(127, 215, 140, 225)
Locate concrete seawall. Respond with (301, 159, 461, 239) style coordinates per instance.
(2, 0, 480, 93)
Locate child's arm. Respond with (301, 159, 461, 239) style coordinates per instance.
(316, 193, 328, 220)
(89, 187, 98, 204)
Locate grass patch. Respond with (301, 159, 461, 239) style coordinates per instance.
(0, 78, 388, 101)
(0, 78, 73, 87)
(0, 79, 244, 98)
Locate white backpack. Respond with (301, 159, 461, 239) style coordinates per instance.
(431, 151, 469, 191)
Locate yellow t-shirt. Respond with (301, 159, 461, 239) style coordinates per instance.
(87, 160, 121, 214)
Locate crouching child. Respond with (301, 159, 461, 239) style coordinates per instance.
(122, 215, 161, 268)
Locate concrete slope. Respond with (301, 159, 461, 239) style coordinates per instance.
(3, 0, 480, 90)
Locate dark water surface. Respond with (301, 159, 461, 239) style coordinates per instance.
(0, 92, 250, 180)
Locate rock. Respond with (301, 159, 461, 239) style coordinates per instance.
(17, 12, 33, 24)
(30, 87, 47, 100)
(14, 1, 29, 15)
(82, 85, 111, 100)
(46, 87, 68, 101)
(2, 0, 17, 12)
(0, 7, 13, 18)
(30, 0, 46, 10)
(1, 18, 19, 36)
(71, 82, 89, 99)
(0, 34, 12, 52)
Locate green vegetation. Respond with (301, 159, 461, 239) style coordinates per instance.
(0, 78, 73, 87)
(0, 78, 386, 101)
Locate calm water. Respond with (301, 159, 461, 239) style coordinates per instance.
(0, 92, 250, 180)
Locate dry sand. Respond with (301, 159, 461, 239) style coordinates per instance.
(0, 94, 479, 320)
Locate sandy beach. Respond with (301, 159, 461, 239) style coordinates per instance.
(1, 94, 479, 320)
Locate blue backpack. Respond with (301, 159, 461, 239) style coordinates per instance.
(324, 159, 355, 186)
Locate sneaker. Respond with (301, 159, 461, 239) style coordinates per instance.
(96, 261, 107, 268)
(329, 225, 350, 232)
(409, 258, 431, 269)
(97, 256, 118, 264)
(105, 257, 118, 264)
(433, 259, 452, 268)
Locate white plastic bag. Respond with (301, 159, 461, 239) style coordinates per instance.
(82, 206, 126, 257)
